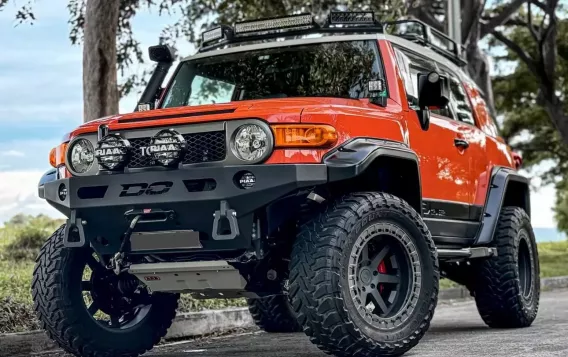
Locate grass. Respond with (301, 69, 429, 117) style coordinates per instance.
(1, 216, 567, 333)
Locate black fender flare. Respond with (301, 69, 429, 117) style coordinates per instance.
(323, 138, 422, 214)
(38, 168, 58, 199)
(474, 166, 531, 245)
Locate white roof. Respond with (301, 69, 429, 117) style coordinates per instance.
(181, 32, 476, 88)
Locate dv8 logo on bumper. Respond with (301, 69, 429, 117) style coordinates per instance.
(119, 181, 173, 197)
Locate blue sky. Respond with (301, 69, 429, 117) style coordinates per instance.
(0, 1, 559, 228)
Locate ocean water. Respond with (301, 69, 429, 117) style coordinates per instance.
(534, 227, 566, 243)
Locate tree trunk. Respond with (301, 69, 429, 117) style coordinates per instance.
(542, 98, 568, 146)
(82, 0, 120, 123)
(462, 4, 497, 120)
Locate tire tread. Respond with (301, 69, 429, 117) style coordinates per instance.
(289, 192, 439, 357)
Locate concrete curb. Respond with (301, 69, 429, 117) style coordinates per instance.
(3, 276, 568, 356)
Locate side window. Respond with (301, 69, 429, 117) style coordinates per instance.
(448, 77, 476, 126)
(393, 47, 453, 119)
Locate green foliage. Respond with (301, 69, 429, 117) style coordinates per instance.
(0, 214, 65, 261)
(492, 12, 568, 233)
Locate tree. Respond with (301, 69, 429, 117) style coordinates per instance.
(493, 7, 568, 233)
(82, 0, 120, 121)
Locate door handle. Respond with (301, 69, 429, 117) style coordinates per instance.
(454, 138, 469, 149)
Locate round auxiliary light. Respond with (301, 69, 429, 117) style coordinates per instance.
(67, 138, 95, 174)
(235, 171, 256, 190)
(232, 124, 270, 162)
(95, 134, 131, 170)
(149, 129, 187, 167)
(427, 71, 440, 83)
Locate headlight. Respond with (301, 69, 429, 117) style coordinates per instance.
(67, 139, 94, 174)
(150, 129, 187, 167)
(232, 124, 270, 162)
(95, 134, 131, 170)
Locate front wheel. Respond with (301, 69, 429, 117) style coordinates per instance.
(32, 225, 179, 357)
(289, 192, 439, 357)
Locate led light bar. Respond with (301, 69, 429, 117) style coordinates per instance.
(234, 14, 314, 35)
(329, 11, 375, 25)
(202, 27, 223, 44)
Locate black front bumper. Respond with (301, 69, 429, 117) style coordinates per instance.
(40, 164, 327, 255)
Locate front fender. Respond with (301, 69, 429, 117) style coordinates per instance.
(323, 138, 419, 182)
(322, 138, 422, 214)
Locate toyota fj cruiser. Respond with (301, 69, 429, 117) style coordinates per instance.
(35, 11, 539, 357)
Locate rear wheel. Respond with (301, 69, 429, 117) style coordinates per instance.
(247, 294, 301, 332)
(472, 206, 540, 328)
(289, 192, 439, 357)
(32, 225, 179, 357)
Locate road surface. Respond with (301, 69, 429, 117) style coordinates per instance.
(40, 289, 568, 357)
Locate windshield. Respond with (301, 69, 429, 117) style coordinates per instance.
(161, 40, 386, 108)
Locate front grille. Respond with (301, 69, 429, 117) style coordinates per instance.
(127, 131, 226, 168)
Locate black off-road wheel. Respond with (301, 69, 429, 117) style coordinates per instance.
(289, 192, 439, 357)
(472, 206, 540, 328)
(247, 295, 301, 332)
(32, 225, 179, 357)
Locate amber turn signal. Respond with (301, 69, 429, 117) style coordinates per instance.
(49, 142, 68, 168)
(271, 124, 337, 148)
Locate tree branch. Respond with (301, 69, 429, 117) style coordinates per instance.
(529, 0, 547, 11)
(491, 29, 538, 74)
(480, 0, 526, 38)
(406, 0, 444, 32)
(527, 1, 540, 42)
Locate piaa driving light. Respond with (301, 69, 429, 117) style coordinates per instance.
(234, 14, 314, 35)
(67, 139, 94, 174)
(95, 134, 131, 170)
(329, 11, 375, 24)
(149, 129, 187, 167)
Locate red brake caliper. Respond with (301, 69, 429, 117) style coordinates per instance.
(378, 261, 387, 293)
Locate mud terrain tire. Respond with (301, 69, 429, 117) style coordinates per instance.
(247, 295, 301, 332)
(473, 206, 540, 328)
(289, 192, 439, 357)
(32, 225, 179, 357)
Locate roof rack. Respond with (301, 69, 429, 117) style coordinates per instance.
(198, 12, 467, 67)
(383, 19, 467, 66)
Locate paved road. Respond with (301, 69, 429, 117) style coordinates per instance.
(41, 290, 568, 357)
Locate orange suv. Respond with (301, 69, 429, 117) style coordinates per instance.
(35, 12, 539, 357)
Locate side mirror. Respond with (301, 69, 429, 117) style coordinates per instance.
(415, 71, 450, 131)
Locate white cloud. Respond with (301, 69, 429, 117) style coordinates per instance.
(0, 170, 64, 225)
(1, 150, 24, 157)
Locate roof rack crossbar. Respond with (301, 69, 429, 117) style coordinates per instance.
(383, 19, 467, 66)
(197, 12, 467, 67)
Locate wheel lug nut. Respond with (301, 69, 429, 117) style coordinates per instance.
(371, 284, 376, 289)
(373, 271, 378, 276)
(362, 286, 366, 292)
